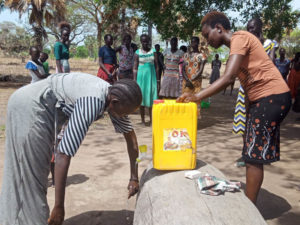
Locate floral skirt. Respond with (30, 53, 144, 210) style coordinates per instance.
(242, 92, 291, 164)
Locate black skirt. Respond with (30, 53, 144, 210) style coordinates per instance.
(242, 92, 291, 164)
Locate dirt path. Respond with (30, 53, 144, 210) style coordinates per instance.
(0, 80, 299, 225)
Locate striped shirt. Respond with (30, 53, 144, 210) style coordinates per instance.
(163, 48, 184, 78)
(58, 96, 133, 157)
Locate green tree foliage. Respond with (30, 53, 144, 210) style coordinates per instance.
(69, 0, 122, 47)
(281, 28, 300, 58)
(134, 0, 299, 41)
(234, 0, 300, 40)
(5, 0, 66, 50)
(207, 46, 229, 63)
(75, 45, 89, 58)
(0, 21, 32, 57)
(0, 0, 5, 11)
(70, 0, 140, 47)
(46, 1, 95, 46)
(84, 35, 98, 58)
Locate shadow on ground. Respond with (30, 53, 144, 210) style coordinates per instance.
(66, 174, 89, 186)
(239, 182, 292, 220)
(276, 211, 300, 225)
(63, 210, 134, 225)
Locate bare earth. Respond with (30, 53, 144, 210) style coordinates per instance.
(0, 58, 299, 225)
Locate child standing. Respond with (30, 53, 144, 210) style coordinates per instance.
(25, 46, 47, 83)
(39, 52, 50, 76)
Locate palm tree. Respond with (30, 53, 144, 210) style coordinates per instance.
(5, 0, 66, 50)
(0, 0, 5, 11)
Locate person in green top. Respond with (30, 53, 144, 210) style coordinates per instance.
(40, 52, 49, 75)
(54, 22, 71, 73)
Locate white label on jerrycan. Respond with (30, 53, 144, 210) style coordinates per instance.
(163, 128, 192, 151)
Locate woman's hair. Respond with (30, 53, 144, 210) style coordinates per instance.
(279, 48, 286, 53)
(191, 36, 200, 44)
(171, 37, 178, 43)
(40, 52, 49, 59)
(29, 46, 38, 54)
(58, 21, 71, 34)
(180, 45, 187, 53)
(248, 17, 263, 31)
(140, 34, 150, 41)
(295, 52, 300, 60)
(122, 34, 132, 41)
(109, 79, 142, 108)
(131, 43, 138, 51)
(104, 34, 113, 41)
(201, 11, 231, 30)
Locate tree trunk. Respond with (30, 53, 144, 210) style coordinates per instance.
(97, 24, 102, 48)
(120, 7, 126, 35)
(148, 21, 152, 46)
(134, 160, 267, 225)
(33, 25, 44, 51)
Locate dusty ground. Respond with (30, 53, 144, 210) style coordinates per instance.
(0, 58, 300, 225)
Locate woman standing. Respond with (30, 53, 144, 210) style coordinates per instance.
(275, 48, 290, 81)
(115, 34, 134, 79)
(97, 34, 117, 84)
(178, 11, 291, 204)
(182, 36, 207, 116)
(209, 54, 221, 84)
(54, 22, 71, 73)
(0, 74, 142, 225)
(159, 37, 184, 98)
(133, 34, 159, 125)
(288, 52, 300, 99)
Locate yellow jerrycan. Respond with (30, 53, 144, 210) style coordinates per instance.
(152, 99, 197, 170)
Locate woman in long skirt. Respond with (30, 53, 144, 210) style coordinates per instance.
(0, 73, 142, 225)
(133, 34, 159, 125)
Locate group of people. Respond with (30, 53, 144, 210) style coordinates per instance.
(25, 22, 71, 85)
(94, 33, 210, 124)
(0, 9, 299, 225)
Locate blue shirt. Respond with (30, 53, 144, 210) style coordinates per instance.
(275, 58, 290, 80)
(98, 46, 117, 65)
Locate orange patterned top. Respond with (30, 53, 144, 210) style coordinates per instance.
(184, 52, 207, 80)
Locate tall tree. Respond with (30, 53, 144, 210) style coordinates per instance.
(233, 0, 300, 40)
(69, 0, 121, 47)
(45, 1, 94, 46)
(0, 0, 5, 11)
(0, 21, 32, 58)
(5, 0, 66, 50)
(281, 28, 300, 57)
(70, 0, 140, 47)
(134, 0, 300, 41)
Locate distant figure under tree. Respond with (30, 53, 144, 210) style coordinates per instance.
(210, 54, 221, 84)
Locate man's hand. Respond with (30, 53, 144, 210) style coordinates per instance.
(128, 180, 139, 199)
(48, 206, 65, 225)
(177, 92, 200, 103)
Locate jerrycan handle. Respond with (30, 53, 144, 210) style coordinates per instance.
(153, 100, 164, 104)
